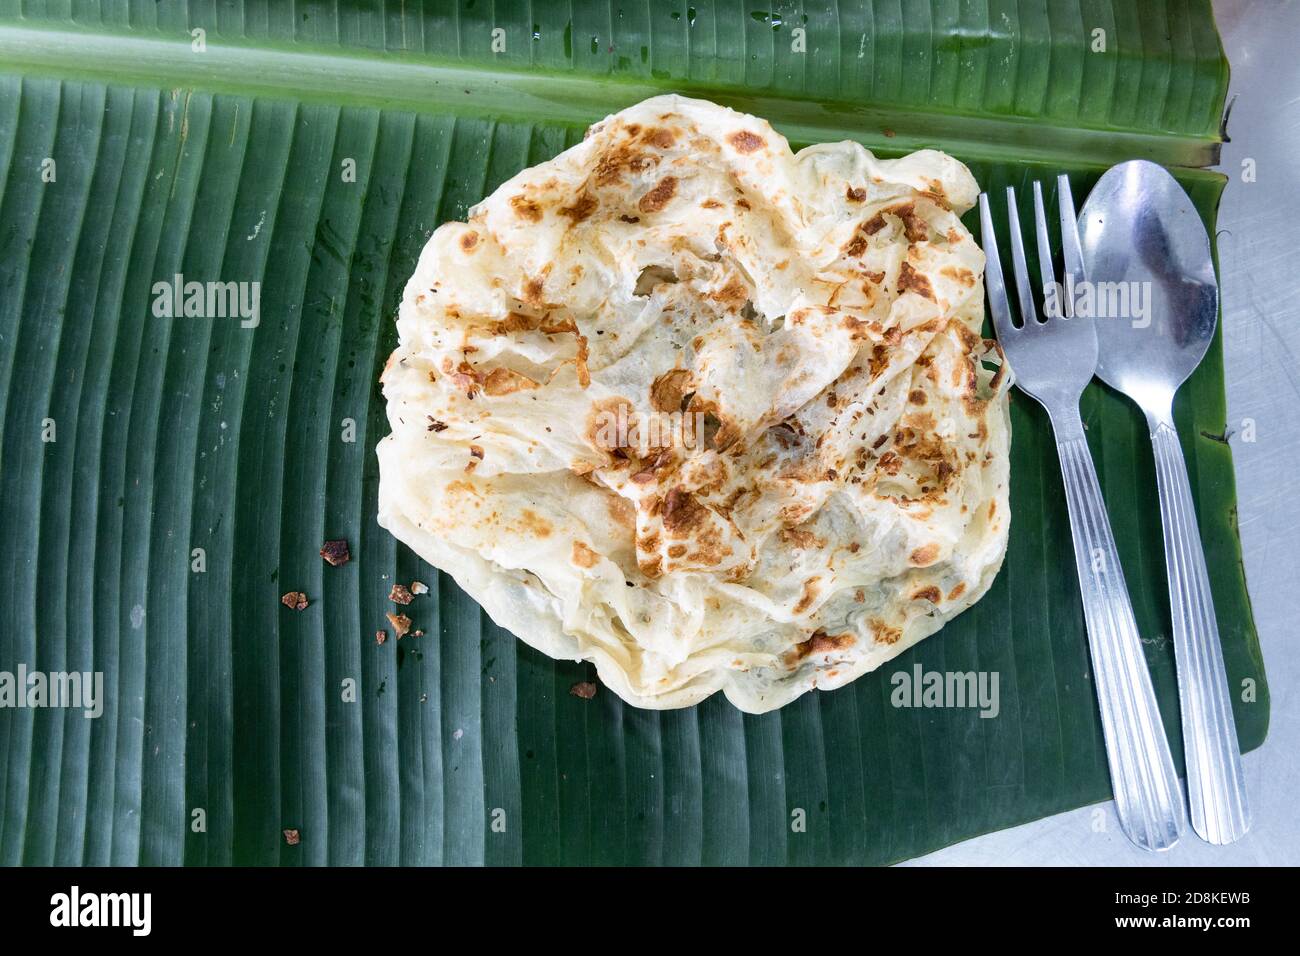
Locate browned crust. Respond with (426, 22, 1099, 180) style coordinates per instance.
(510, 194, 542, 221)
(727, 130, 765, 153)
(649, 368, 693, 412)
(909, 543, 941, 567)
(558, 192, 598, 223)
(793, 577, 821, 615)
(482, 367, 540, 396)
(786, 629, 855, 665)
(869, 618, 902, 645)
(571, 541, 600, 568)
(662, 487, 708, 535)
(884, 202, 929, 243)
(897, 262, 935, 300)
(637, 176, 678, 213)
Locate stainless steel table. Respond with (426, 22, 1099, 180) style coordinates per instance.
(913, 0, 1300, 865)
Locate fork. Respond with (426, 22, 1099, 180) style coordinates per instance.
(979, 177, 1186, 851)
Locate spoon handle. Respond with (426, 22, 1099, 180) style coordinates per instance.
(1051, 409, 1185, 850)
(1151, 421, 1251, 844)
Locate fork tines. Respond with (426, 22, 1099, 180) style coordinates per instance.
(979, 175, 1086, 334)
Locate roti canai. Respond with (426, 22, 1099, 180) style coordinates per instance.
(376, 95, 1009, 713)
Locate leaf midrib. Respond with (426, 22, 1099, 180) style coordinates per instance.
(0, 22, 1223, 169)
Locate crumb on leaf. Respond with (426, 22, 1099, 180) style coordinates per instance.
(389, 583, 414, 605)
(283, 828, 301, 846)
(319, 539, 350, 566)
(569, 681, 598, 700)
(386, 612, 412, 639)
(375, 630, 387, 646)
(280, 591, 309, 611)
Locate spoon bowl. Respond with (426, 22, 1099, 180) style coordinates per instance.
(1080, 160, 1218, 418)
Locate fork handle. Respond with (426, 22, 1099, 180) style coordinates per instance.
(1150, 421, 1251, 843)
(1050, 410, 1186, 850)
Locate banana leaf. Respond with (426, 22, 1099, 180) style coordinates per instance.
(0, 0, 1266, 866)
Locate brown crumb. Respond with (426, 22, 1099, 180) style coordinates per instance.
(389, 583, 414, 605)
(411, 580, 429, 595)
(427, 417, 448, 432)
(386, 612, 412, 639)
(280, 591, 308, 611)
(283, 828, 300, 846)
(569, 681, 598, 700)
(320, 539, 350, 566)
(375, 630, 387, 646)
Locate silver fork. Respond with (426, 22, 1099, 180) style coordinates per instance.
(979, 177, 1186, 851)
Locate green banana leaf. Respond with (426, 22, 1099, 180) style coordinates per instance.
(0, 0, 1266, 866)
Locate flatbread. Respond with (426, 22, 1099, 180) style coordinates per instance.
(376, 94, 1010, 713)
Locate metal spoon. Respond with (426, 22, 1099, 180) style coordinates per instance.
(1079, 160, 1250, 844)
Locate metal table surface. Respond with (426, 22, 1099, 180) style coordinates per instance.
(912, 0, 1300, 866)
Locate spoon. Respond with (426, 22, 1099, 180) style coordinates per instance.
(1079, 160, 1250, 844)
